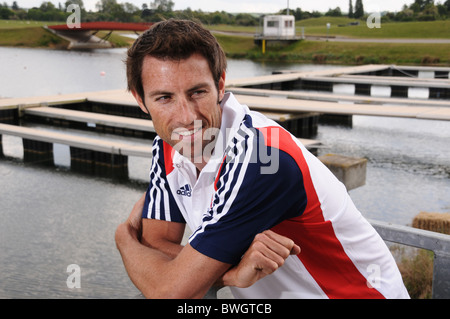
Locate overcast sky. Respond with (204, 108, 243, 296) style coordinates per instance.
(14, 0, 416, 13)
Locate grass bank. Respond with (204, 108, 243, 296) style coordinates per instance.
(215, 33, 450, 66)
(0, 26, 69, 49)
(0, 20, 133, 49)
(297, 17, 450, 39)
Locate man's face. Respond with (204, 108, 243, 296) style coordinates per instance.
(134, 53, 225, 167)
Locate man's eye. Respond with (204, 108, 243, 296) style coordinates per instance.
(192, 90, 206, 97)
(156, 96, 171, 102)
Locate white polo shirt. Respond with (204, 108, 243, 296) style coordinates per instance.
(142, 93, 409, 299)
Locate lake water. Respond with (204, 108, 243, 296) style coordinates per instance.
(0, 47, 449, 298)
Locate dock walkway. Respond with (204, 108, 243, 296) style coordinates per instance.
(227, 64, 450, 102)
(233, 94, 450, 121)
(228, 87, 450, 108)
(0, 123, 152, 158)
(226, 64, 450, 88)
(24, 106, 156, 133)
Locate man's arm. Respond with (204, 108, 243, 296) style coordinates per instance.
(116, 194, 227, 298)
(115, 194, 300, 298)
(140, 218, 185, 259)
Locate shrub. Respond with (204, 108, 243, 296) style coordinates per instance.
(396, 248, 434, 299)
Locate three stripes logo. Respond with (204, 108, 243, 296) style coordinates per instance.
(177, 184, 192, 197)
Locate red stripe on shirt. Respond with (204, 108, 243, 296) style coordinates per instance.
(163, 141, 175, 176)
(214, 156, 227, 192)
(259, 126, 385, 299)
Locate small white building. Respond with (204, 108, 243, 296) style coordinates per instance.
(263, 15, 295, 38)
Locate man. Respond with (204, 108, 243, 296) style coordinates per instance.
(115, 19, 409, 299)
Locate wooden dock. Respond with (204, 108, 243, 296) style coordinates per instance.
(225, 64, 450, 121)
(0, 122, 150, 179)
(24, 106, 156, 133)
(226, 64, 392, 88)
(0, 123, 152, 158)
(228, 87, 450, 108)
(233, 94, 450, 121)
(1, 64, 449, 179)
(227, 64, 450, 99)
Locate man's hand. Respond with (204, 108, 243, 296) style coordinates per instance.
(115, 193, 145, 246)
(221, 230, 300, 288)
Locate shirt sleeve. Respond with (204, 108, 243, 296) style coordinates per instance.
(189, 130, 307, 265)
(142, 138, 185, 224)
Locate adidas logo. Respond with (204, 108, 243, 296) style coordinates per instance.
(177, 184, 192, 197)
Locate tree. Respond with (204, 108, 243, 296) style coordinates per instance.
(39, 1, 56, 12)
(325, 7, 342, 17)
(395, 7, 414, 21)
(445, 0, 450, 11)
(150, 0, 174, 13)
(96, 0, 117, 13)
(65, 0, 85, 11)
(0, 6, 13, 18)
(419, 1, 438, 20)
(410, 0, 435, 13)
(348, 0, 353, 18)
(436, 3, 447, 18)
(354, 0, 364, 19)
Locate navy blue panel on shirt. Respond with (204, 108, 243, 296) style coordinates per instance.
(142, 138, 185, 224)
(190, 130, 307, 265)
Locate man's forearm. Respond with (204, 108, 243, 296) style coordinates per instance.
(115, 222, 176, 298)
(116, 221, 226, 299)
(140, 234, 184, 260)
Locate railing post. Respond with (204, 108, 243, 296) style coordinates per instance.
(432, 253, 450, 299)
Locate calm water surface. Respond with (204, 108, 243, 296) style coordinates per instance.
(0, 47, 449, 298)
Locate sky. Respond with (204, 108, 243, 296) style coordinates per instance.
(13, 0, 416, 14)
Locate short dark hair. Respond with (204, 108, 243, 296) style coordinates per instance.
(126, 19, 227, 102)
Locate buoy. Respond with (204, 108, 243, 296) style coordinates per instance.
(100, 71, 106, 76)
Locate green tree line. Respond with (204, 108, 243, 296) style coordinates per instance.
(285, 0, 450, 21)
(1, 0, 449, 23)
(0, 0, 261, 25)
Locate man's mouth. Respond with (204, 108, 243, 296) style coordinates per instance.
(174, 126, 202, 138)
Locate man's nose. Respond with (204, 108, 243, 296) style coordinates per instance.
(177, 97, 196, 125)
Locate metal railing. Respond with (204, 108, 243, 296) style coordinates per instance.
(208, 220, 450, 299)
(369, 219, 450, 299)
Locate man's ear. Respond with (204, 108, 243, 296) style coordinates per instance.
(131, 90, 149, 114)
(218, 71, 226, 102)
